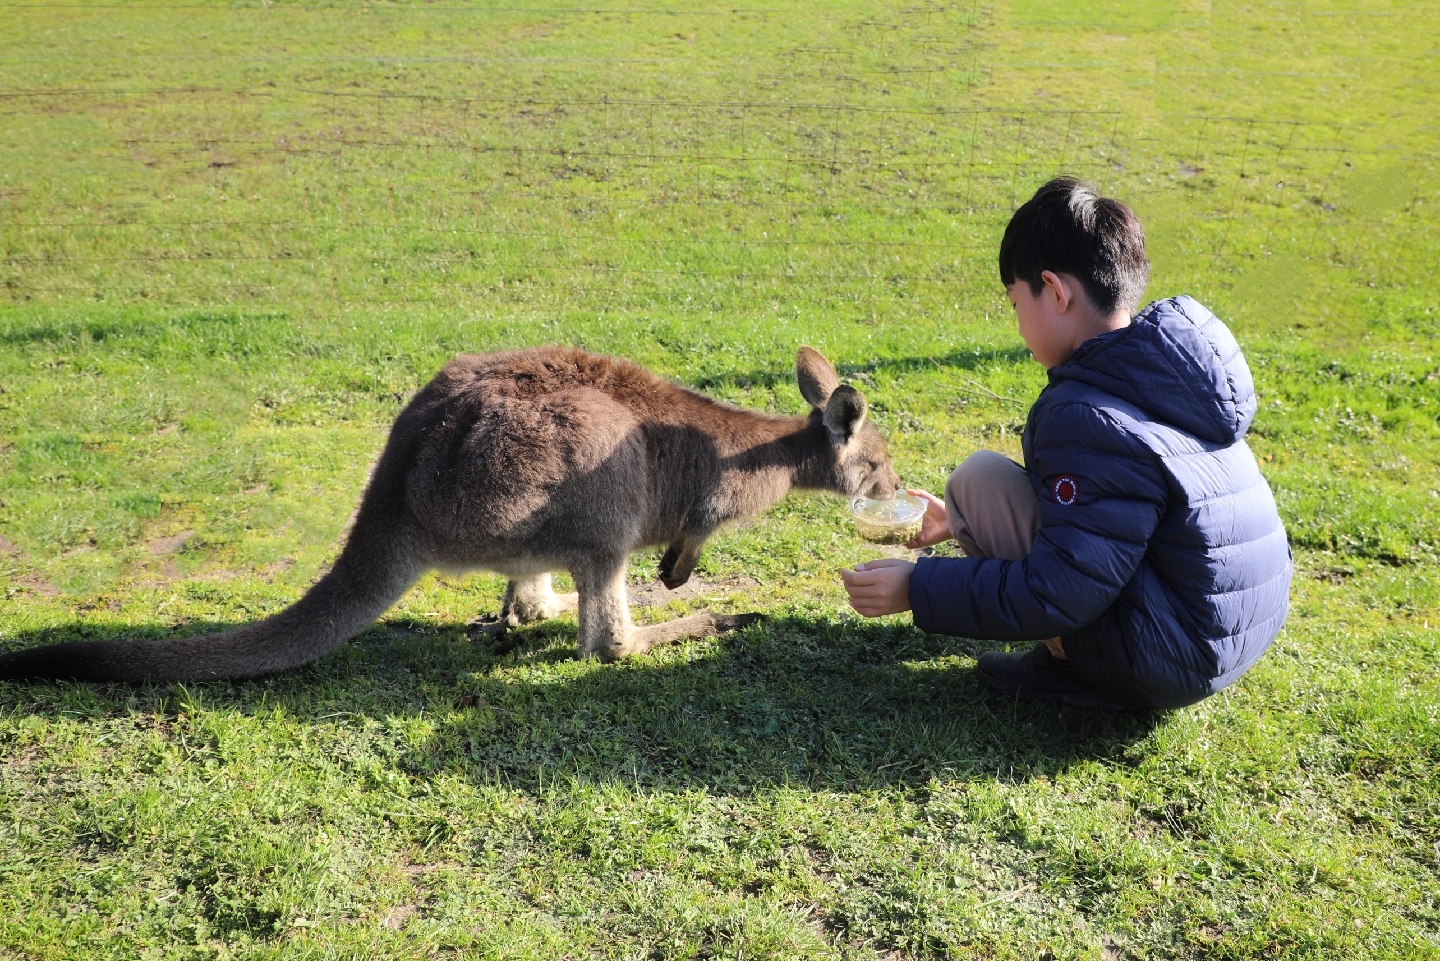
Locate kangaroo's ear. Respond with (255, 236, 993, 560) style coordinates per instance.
(797, 345, 840, 409)
(823, 384, 867, 442)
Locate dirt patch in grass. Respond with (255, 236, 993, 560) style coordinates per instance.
(628, 574, 759, 607)
(12, 572, 60, 596)
(377, 904, 418, 930)
(146, 531, 194, 555)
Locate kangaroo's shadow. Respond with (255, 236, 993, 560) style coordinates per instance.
(0, 613, 1163, 795)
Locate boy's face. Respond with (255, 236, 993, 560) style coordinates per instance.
(1006, 276, 1077, 370)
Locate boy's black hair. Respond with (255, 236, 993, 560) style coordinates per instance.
(998, 177, 1149, 315)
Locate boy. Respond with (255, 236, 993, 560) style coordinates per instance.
(840, 177, 1291, 712)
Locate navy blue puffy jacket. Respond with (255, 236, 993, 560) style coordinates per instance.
(909, 296, 1292, 709)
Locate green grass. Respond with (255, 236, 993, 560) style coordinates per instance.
(1, 1, 1438, 957)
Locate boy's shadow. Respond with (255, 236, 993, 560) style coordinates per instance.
(0, 613, 1163, 794)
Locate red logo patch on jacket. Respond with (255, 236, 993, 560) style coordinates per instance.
(1052, 475, 1079, 506)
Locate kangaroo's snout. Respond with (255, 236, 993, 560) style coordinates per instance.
(865, 464, 902, 499)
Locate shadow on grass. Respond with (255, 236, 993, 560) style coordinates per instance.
(688, 346, 1035, 392)
(0, 612, 1162, 795)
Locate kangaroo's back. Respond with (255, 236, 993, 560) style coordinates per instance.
(400, 348, 790, 541)
(397, 348, 693, 548)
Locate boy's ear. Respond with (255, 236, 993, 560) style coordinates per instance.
(1040, 270, 1077, 314)
(823, 385, 867, 442)
(797, 345, 840, 409)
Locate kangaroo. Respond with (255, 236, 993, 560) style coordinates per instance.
(0, 346, 899, 682)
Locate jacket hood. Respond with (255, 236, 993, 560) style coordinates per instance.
(1049, 296, 1256, 444)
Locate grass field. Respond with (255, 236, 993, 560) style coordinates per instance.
(2, 1, 1438, 957)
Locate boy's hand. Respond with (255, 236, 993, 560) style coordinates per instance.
(904, 488, 951, 549)
(839, 559, 914, 617)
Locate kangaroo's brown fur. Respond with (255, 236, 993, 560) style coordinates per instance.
(0, 346, 898, 682)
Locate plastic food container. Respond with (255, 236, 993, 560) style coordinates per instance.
(850, 491, 926, 545)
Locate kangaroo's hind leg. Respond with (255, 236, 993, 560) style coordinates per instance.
(571, 556, 639, 661)
(572, 555, 765, 659)
(501, 573, 578, 628)
(469, 572, 577, 639)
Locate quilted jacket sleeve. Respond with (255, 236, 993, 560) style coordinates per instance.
(909, 398, 1169, 641)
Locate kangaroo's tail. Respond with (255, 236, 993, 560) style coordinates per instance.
(0, 518, 424, 684)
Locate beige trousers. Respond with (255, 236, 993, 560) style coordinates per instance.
(944, 450, 1041, 561)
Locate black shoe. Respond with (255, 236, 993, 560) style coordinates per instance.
(977, 643, 1134, 713)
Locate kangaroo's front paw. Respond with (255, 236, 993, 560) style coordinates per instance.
(658, 546, 696, 589)
(657, 546, 682, 586)
(660, 569, 693, 590)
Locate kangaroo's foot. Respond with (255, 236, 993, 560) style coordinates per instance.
(501, 573, 578, 628)
(467, 617, 508, 637)
(469, 574, 576, 644)
(574, 560, 759, 662)
(628, 612, 766, 656)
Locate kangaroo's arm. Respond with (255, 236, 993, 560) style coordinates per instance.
(655, 420, 829, 590)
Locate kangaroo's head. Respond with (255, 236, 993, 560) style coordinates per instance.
(796, 346, 901, 499)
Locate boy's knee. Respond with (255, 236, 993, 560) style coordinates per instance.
(944, 450, 1040, 561)
(947, 450, 1028, 518)
(949, 450, 1021, 496)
